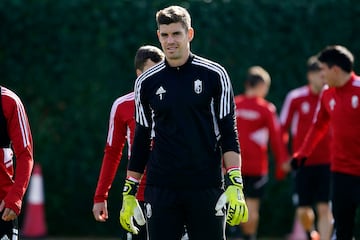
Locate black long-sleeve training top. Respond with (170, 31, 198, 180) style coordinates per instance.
(128, 54, 240, 189)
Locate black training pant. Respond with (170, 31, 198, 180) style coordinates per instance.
(0, 216, 18, 240)
(332, 172, 360, 240)
(144, 186, 225, 240)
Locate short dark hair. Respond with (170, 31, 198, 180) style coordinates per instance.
(317, 45, 354, 73)
(134, 45, 164, 71)
(245, 66, 271, 88)
(156, 5, 191, 30)
(307, 55, 321, 72)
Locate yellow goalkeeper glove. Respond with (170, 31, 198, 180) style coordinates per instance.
(119, 178, 146, 234)
(215, 168, 248, 225)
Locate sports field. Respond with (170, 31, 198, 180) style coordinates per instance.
(24, 238, 285, 240)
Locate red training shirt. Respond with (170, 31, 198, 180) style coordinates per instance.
(234, 95, 288, 179)
(280, 85, 331, 166)
(297, 73, 360, 176)
(0, 86, 34, 215)
(93, 92, 146, 202)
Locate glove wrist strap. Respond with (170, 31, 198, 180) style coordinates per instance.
(225, 168, 243, 188)
(123, 178, 139, 196)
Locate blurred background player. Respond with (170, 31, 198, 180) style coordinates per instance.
(294, 45, 360, 240)
(92, 45, 164, 240)
(233, 66, 289, 240)
(280, 56, 333, 240)
(0, 85, 34, 239)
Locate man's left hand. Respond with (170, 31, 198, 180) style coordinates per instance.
(215, 168, 248, 225)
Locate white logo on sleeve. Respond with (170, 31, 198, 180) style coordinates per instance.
(352, 95, 359, 108)
(329, 98, 336, 111)
(156, 86, 166, 100)
(194, 79, 202, 94)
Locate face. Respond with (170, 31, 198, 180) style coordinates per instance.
(143, 59, 157, 72)
(307, 70, 325, 93)
(157, 22, 194, 66)
(319, 62, 337, 87)
(258, 81, 270, 98)
(136, 59, 157, 77)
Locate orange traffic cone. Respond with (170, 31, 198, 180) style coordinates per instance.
(21, 163, 47, 238)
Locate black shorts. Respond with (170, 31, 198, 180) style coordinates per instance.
(144, 186, 225, 240)
(331, 172, 360, 240)
(295, 164, 331, 206)
(0, 216, 18, 240)
(243, 175, 268, 199)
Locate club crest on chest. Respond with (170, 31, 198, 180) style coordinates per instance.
(194, 79, 202, 94)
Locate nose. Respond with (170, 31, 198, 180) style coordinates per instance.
(166, 35, 175, 44)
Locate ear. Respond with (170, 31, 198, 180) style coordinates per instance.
(188, 27, 194, 42)
(330, 65, 341, 76)
(136, 69, 142, 77)
(157, 29, 160, 40)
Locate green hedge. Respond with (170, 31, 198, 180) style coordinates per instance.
(1, 0, 359, 238)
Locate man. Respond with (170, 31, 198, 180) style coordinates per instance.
(119, 5, 248, 240)
(280, 56, 333, 240)
(0, 86, 34, 239)
(294, 45, 360, 239)
(234, 66, 289, 240)
(92, 45, 164, 240)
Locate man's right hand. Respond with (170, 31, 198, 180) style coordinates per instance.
(92, 201, 108, 222)
(0, 200, 17, 221)
(119, 178, 145, 234)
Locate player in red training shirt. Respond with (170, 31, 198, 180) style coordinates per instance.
(234, 66, 289, 240)
(280, 56, 333, 240)
(0, 86, 34, 239)
(294, 45, 360, 240)
(92, 45, 164, 240)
